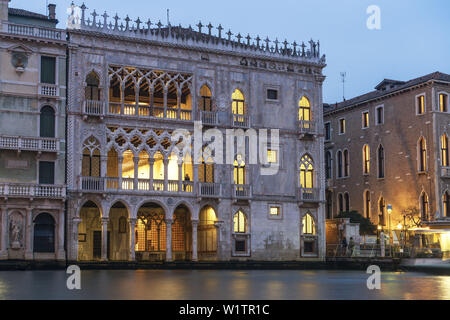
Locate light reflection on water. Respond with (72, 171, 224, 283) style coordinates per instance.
(0, 270, 448, 300)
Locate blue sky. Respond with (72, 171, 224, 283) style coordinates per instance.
(10, 0, 449, 103)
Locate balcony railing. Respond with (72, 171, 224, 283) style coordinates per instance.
(200, 111, 219, 126)
(0, 135, 58, 152)
(4, 22, 66, 41)
(298, 187, 320, 202)
(232, 184, 252, 199)
(106, 102, 192, 121)
(232, 114, 250, 128)
(38, 83, 58, 97)
(198, 183, 222, 198)
(298, 120, 316, 135)
(442, 167, 450, 178)
(83, 100, 104, 116)
(0, 183, 65, 198)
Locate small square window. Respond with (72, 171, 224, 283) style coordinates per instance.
(362, 112, 369, 128)
(270, 207, 280, 216)
(339, 118, 346, 134)
(235, 240, 246, 252)
(267, 89, 278, 101)
(267, 149, 278, 164)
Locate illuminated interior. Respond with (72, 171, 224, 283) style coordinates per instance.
(442, 134, 449, 167)
(233, 155, 246, 185)
(198, 206, 217, 256)
(199, 85, 212, 111)
(299, 155, 314, 189)
(135, 204, 166, 253)
(302, 213, 316, 235)
(232, 89, 245, 115)
(363, 145, 370, 174)
(298, 96, 311, 121)
(233, 210, 247, 233)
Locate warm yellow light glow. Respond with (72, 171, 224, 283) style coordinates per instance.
(442, 134, 449, 167)
(153, 152, 164, 180)
(233, 210, 247, 233)
(138, 152, 150, 179)
(302, 213, 315, 235)
(299, 155, 314, 189)
(267, 150, 278, 164)
(182, 153, 193, 181)
(168, 153, 179, 180)
(363, 145, 370, 174)
(270, 207, 280, 216)
(298, 96, 311, 121)
(234, 156, 246, 185)
(122, 150, 134, 178)
(377, 225, 382, 230)
(232, 89, 245, 115)
(397, 224, 403, 230)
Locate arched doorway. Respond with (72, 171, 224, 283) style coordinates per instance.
(78, 201, 102, 261)
(135, 202, 166, 261)
(198, 206, 218, 261)
(33, 213, 55, 253)
(172, 205, 192, 261)
(108, 201, 130, 261)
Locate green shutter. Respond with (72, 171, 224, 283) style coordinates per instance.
(41, 56, 56, 84)
(39, 161, 55, 185)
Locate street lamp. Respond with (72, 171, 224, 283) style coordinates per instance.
(387, 204, 393, 256)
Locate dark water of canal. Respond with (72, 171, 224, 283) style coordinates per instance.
(0, 270, 448, 300)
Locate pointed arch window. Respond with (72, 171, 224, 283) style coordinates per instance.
(299, 155, 314, 189)
(298, 96, 311, 122)
(232, 89, 245, 115)
(233, 210, 247, 233)
(82, 138, 101, 177)
(40, 106, 55, 138)
(302, 213, 316, 235)
(443, 191, 450, 218)
(421, 192, 429, 220)
(233, 154, 246, 185)
(85, 72, 101, 100)
(442, 134, 449, 167)
(378, 145, 385, 178)
(199, 85, 212, 112)
(363, 145, 370, 175)
(418, 137, 427, 172)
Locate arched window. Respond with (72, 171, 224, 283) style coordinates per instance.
(302, 213, 316, 235)
(363, 145, 370, 175)
(233, 210, 247, 233)
(299, 155, 314, 189)
(443, 192, 450, 218)
(82, 137, 101, 177)
(344, 192, 350, 212)
(442, 134, 449, 167)
(337, 151, 343, 178)
(199, 85, 212, 112)
(418, 137, 427, 172)
(40, 106, 55, 138)
(33, 213, 55, 253)
(325, 151, 332, 179)
(343, 149, 350, 177)
(85, 72, 100, 100)
(232, 89, 245, 115)
(378, 145, 385, 178)
(298, 96, 311, 122)
(233, 154, 246, 185)
(364, 190, 371, 219)
(326, 191, 333, 219)
(421, 192, 429, 220)
(338, 193, 344, 213)
(379, 197, 386, 226)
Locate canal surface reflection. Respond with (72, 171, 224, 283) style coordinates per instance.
(0, 270, 449, 300)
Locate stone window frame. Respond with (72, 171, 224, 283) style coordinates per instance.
(437, 91, 449, 113)
(267, 203, 283, 220)
(338, 117, 346, 135)
(231, 208, 251, 257)
(39, 54, 59, 85)
(300, 211, 319, 257)
(262, 142, 283, 170)
(324, 121, 332, 141)
(264, 84, 281, 104)
(361, 110, 370, 129)
(415, 92, 426, 116)
(375, 104, 384, 125)
(37, 159, 56, 185)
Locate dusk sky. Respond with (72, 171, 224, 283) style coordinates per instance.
(10, 0, 449, 103)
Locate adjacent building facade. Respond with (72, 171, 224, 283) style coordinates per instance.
(0, 1, 66, 260)
(324, 72, 450, 233)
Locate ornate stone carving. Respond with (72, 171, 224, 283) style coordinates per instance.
(9, 212, 24, 249)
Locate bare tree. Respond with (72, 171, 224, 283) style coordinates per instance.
(401, 207, 422, 228)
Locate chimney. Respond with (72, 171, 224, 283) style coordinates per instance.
(0, 0, 10, 22)
(48, 3, 56, 20)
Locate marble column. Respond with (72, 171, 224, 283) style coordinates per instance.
(24, 207, 33, 260)
(0, 207, 7, 259)
(149, 158, 154, 191)
(118, 156, 123, 190)
(192, 219, 198, 261)
(165, 219, 173, 262)
(71, 217, 82, 261)
(163, 158, 169, 191)
(129, 218, 136, 261)
(133, 156, 139, 190)
(178, 161, 183, 192)
(193, 164, 199, 195)
(101, 217, 109, 261)
(56, 209, 66, 261)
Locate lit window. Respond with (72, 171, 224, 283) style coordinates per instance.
(362, 112, 369, 128)
(339, 118, 346, 134)
(299, 155, 314, 189)
(440, 93, 448, 112)
(302, 213, 316, 235)
(270, 206, 280, 216)
(232, 89, 245, 115)
(233, 155, 246, 185)
(298, 96, 311, 122)
(418, 137, 427, 172)
(363, 145, 370, 175)
(417, 95, 425, 115)
(267, 149, 278, 164)
(233, 210, 247, 233)
(443, 192, 450, 218)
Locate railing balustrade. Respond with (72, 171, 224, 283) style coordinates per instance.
(0, 135, 58, 152)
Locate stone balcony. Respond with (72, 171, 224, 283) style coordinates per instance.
(231, 114, 251, 128)
(198, 183, 222, 198)
(232, 184, 252, 200)
(0, 183, 65, 199)
(3, 22, 66, 41)
(38, 83, 59, 98)
(298, 187, 321, 203)
(83, 99, 105, 117)
(442, 167, 450, 178)
(199, 111, 219, 126)
(107, 102, 192, 121)
(0, 135, 59, 153)
(298, 120, 317, 138)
